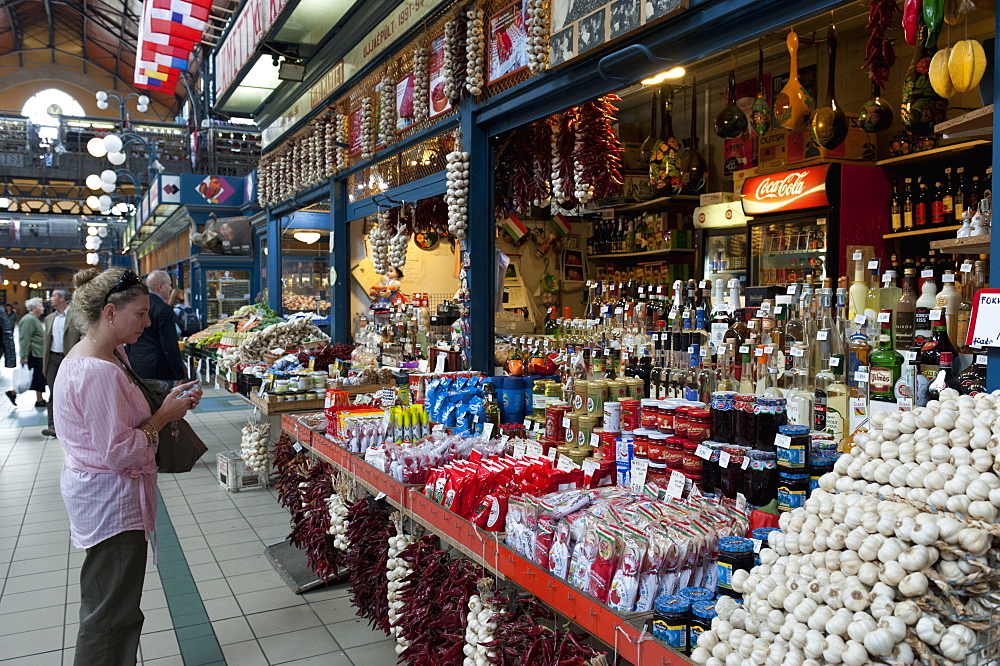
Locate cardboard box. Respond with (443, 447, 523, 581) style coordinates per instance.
(733, 167, 760, 196)
(217, 450, 268, 492)
(700, 191, 738, 206)
(757, 131, 788, 170)
(785, 114, 877, 164)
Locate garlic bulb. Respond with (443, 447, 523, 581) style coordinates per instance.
(387, 514, 417, 651)
(378, 76, 397, 147)
(239, 422, 270, 473)
(443, 19, 462, 100)
(525, 0, 550, 75)
(412, 47, 429, 123)
(361, 96, 376, 160)
(464, 9, 485, 95)
(445, 142, 470, 240)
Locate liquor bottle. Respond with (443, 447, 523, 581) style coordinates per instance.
(738, 346, 755, 394)
(815, 352, 848, 448)
(927, 352, 963, 401)
(902, 177, 915, 230)
(896, 268, 917, 350)
(890, 180, 903, 232)
(914, 178, 929, 227)
(931, 179, 945, 226)
(935, 270, 961, 343)
(953, 167, 966, 221)
(710, 279, 732, 351)
(787, 343, 813, 426)
(880, 270, 902, 319)
(914, 277, 937, 348)
(847, 330, 871, 398)
(919, 312, 958, 384)
(481, 382, 502, 428)
(848, 257, 868, 323)
(697, 347, 715, 403)
(870, 310, 903, 402)
(864, 263, 881, 333)
(969, 174, 982, 213)
(544, 307, 558, 336)
(958, 353, 988, 395)
(942, 167, 954, 219)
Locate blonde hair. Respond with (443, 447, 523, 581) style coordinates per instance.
(72, 268, 149, 330)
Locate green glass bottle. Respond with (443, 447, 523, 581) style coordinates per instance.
(870, 309, 903, 402)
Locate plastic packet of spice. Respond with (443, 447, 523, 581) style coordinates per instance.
(608, 525, 647, 612)
(634, 530, 669, 612)
(588, 525, 620, 603)
(548, 521, 573, 579)
(568, 520, 599, 592)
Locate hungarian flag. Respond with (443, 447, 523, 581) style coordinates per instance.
(549, 213, 572, 237)
(501, 215, 528, 242)
(151, 0, 212, 23)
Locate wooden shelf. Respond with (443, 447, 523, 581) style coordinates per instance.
(876, 140, 991, 167)
(588, 248, 695, 260)
(594, 194, 701, 213)
(883, 225, 962, 239)
(935, 105, 993, 138)
(929, 234, 991, 255)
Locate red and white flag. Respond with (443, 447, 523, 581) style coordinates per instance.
(151, 0, 212, 22)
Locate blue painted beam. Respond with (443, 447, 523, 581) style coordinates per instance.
(990, 24, 1000, 393)
(462, 103, 494, 373)
(331, 177, 350, 344)
(346, 170, 448, 220)
(267, 180, 333, 218)
(265, 207, 283, 314)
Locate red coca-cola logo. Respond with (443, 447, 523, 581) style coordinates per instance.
(742, 165, 831, 215)
(754, 172, 809, 200)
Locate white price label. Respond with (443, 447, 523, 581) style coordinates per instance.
(513, 442, 527, 458)
(791, 347, 805, 357)
(867, 259, 880, 270)
(921, 269, 934, 278)
(786, 285, 798, 295)
(683, 311, 691, 319)
(853, 251, 863, 261)
(526, 441, 544, 458)
(943, 273, 955, 282)
(961, 262, 974, 273)
(615, 307, 624, 315)
(930, 309, 943, 321)
(582, 459, 600, 480)
(748, 320, 757, 328)
(482, 423, 494, 439)
(752, 538, 763, 553)
(878, 312, 891, 323)
(774, 306, 783, 315)
(739, 345, 750, 354)
(854, 370, 870, 383)
(293, 441, 304, 452)
(904, 351, 918, 361)
(546, 448, 558, 462)
(665, 470, 686, 499)
(701, 346, 709, 357)
(977, 354, 988, 365)
(756, 309, 766, 318)
(695, 444, 712, 460)
(524, 418, 533, 429)
(638, 287, 645, 295)
(500, 435, 509, 446)
(590, 433, 600, 448)
(557, 454, 580, 472)
(755, 347, 764, 357)
(688, 346, 695, 355)
(829, 356, 841, 367)
(652, 333, 660, 341)
(630, 459, 649, 492)
(434, 354, 447, 373)
(535, 421, 545, 432)
(854, 314, 868, 325)
(898, 397, 914, 411)
(764, 346, 774, 354)
(817, 330, 829, 341)
(741, 455, 751, 470)
(602, 305, 611, 315)
(775, 434, 792, 449)
(562, 417, 570, 429)
(719, 450, 731, 468)
(736, 492, 748, 514)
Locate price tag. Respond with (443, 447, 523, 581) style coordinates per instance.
(754, 347, 764, 357)
(854, 314, 868, 325)
(736, 492, 748, 514)
(557, 454, 580, 472)
(786, 285, 798, 295)
(867, 259, 880, 270)
(293, 441, 304, 452)
(775, 434, 792, 449)
(630, 459, 649, 492)
(524, 418, 533, 429)
(512, 442, 527, 458)
(534, 421, 544, 432)
(878, 312, 891, 323)
(942, 272, 956, 283)
(381, 410, 391, 428)
(526, 441, 544, 458)
(748, 320, 757, 328)
(434, 353, 447, 373)
(665, 470, 686, 499)
(829, 356, 841, 367)
(652, 333, 660, 341)
(615, 307, 624, 315)
(791, 347, 805, 357)
(739, 345, 750, 354)
(500, 435, 509, 446)
(961, 262, 974, 273)
(546, 448, 558, 462)
(701, 346, 709, 357)
(977, 354, 988, 365)
(930, 309, 943, 321)
(740, 455, 750, 470)
(752, 538, 763, 553)
(764, 346, 774, 354)
(898, 397, 914, 411)
(695, 443, 712, 460)
(562, 417, 570, 429)
(774, 306, 783, 315)
(817, 330, 829, 341)
(683, 311, 691, 319)
(590, 433, 601, 448)
(904, 351, 918, 361)
(602, 305, 611, 315)
(432, 423, 446, 434)
(853, 251, 863, 261)
(638, 287, 645, 295)
(582, 459, 600, 480)
(719, 450, 731, 468)
(921, 269, 934, 278)
(482, 423, 494, 439)
(687, 346, 695, 355)
(756, 309, 766, 318)
(854, 370, 870, 383)
(605, 348, 614, 356)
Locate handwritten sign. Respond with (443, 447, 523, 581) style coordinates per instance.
(967, 289, 1000, 348)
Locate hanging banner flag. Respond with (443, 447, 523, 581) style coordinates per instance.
(549, 213, 572, 237)
(142, 45, 188, 70)
(151, 0, 212, 23)
(150, 17, 204, 43)
(135, 0, 210, 92)
(501, 215, 528, 241)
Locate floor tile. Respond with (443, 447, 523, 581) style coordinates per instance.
(211, 616, 255, 645)
(212, 542, 265, 562)
(257, 626, 340, 664)
(325, 617, 391, 649)
(272, 651, 353, 666)
(203, 596, 242, 622)
(247, 605, 324, 639)
(235, 586, 306, 615)
(220, 639, 269, 666)
(0, 605, 67, 635)
(139, 629, 181, 660)
(0, 625, 64, 659)
(309, 597, 364, 626)
(0, 585, 66, 614)
(188, 562, 224, 583)
(345, 639, 399, 665)
(2, 568, 68, 594)
(195, 578, 234, 601)
(0, 649, 63, 665)
(179, 548, 216, 566)
(142, 657, 185, 666)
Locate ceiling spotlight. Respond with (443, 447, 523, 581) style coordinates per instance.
(107, 151, 126, 166)
(19, 281, 26, 287)
(87, 137, 107, 158)
(103, 134, 123, 154)
(85, 174, 103, 190)
(641, 66, 686, 85)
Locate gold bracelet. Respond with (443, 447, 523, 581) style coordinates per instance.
(138, 421, 159, 445)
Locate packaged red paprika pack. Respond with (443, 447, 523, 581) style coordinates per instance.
(588, 524, 620, 603)
(608, 525, 648, 612)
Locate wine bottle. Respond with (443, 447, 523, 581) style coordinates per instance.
(869, 310, 903, 402)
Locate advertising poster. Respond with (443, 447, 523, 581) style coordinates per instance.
(488, 0, 529, 84)
(396, 74, 416, 132)
(428, 32, 452, 118)
(349, 107, 363, 154)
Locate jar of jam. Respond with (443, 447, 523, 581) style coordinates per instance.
(685, 470, 702, 490)
(775, 424, 809, 470)
(682, 440, 702, 474)
(756, 397, 788, 449)
(648, 460, 668, 484)
(545, 381, 564, 407)
(619, 398, 640, 433)
(710, 391, 736, 444)
(633, 430, 650, 458)
(687, 408, 712, 443)
(717, 536, 754, 598)
(679, 587, 713, 605)
(720, 446, 746, 499)
(689, 601, 717, 650)
(640, 399, 660, 429)
(674, 406, 692, 438)
(734, 394, 757, 448)
(653, 595, 690, 652)
(572, 380, 589, 414)
(747, 449, 777, 507)
(664, 436, 685, 470)
(778, 471, 809, 512)
(646, 431, 666, 461)
(532, 380, 550, 419)
(700, 441, 723, 494)
(577, 415, 598, 448)
(658, 399, 679, 434)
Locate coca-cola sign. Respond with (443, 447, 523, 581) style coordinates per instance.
(741, 164, 831, 215)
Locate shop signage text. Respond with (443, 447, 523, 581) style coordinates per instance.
(215, 0, 291, 98)
(741, 164, 831, 215)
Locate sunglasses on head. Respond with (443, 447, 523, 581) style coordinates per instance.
(104, 269, 142, 304)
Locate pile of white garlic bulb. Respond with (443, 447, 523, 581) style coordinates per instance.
(446, 148, 470, 240)
(572, 132, 594, 204)
(361, 96, 375, 160)
(240, 422, 270, 472)
(464, 587, 498, 666)
(526, 0, 550, 75)
(378, 76, 396, 146)
(692, 389, 1000, 666)
(550, 115, 571, 204)
(389, 222, 409, 269)
(444, 19, 461, 100)
(387, 516, 418, 655)
(328, 493, 351, 550)
(370, 211, 392, 275)
(412, 47, 430, 123)
(465, 9, 485, 96)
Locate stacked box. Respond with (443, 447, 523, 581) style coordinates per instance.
(217, 450, 268, 492)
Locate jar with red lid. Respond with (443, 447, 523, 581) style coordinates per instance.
(674, 406, 692, 438)
(620, 398, 640, 433)
(641, 399, 660, 429)
(633, 430, 650, 458)
(664, 436, 685, 470)
(683, 440, 703, 474)
(684, 470, 703, 491)
(658, 400, 679, 434)
(648, 460, 668, 485)
(648, 432, 667, 462)
(687, 408, 712, 443)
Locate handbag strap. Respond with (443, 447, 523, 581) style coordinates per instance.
(113, 349, 162, 410)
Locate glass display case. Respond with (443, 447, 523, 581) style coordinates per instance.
(205, 269, 251, 321)
(281, 243, 330, 315)
(749, 220, 828, 287)
(704, 229, 748, 286)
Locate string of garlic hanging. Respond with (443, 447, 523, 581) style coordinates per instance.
(465, 9, 485, 96)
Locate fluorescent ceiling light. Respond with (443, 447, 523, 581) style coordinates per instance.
(293, 231, 321, 244)
(641, 67, 686, 85)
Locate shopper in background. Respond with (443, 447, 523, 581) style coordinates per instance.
(54, 267, 200, 665)
(0, 303, 15, 371)
(126, 270, 187, 384)
(9, 298, 47, 408)
(42, 288, 82, 437)
(4, 302, 17, 326)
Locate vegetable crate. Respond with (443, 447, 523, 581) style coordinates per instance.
(217, 450, 269, 492)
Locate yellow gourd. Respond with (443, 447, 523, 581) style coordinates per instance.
(948, 39, 987, 92)
(930, 47, 957, 98)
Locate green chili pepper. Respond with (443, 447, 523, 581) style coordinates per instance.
(924, 0, 944, 47)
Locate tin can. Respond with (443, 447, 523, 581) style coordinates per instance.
(564, 412, 580, 445)
(603, 402, 622, 433)
(620, 398, 640, 433)
(545, 403, 569, 442)
(572, 380, 589, 414)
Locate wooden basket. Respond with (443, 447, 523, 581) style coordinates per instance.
(302, 339, 324, 351)
(262, 352, 281, 365)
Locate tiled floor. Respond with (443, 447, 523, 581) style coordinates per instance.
(0, 385, 397, 665)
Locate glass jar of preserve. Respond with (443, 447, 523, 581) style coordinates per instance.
(633, 430, 650, 458)
(775, 424, 809, 471)
(647, 431, 667, 462)
(720, 446, 746, 499)
(700, 441, 723, 494)
(658, 399, 680, 434)
(734, 394, 757, 448)
(717, 536, 754, 598)
(777, 471, 809, 512)
(689, 601, 717, 650)
(747, 449, 778, 507)
(648, 460, 668, 485)
(710, 391, 736, 444)
(664, 436, 685, 470)
(572, 380, 589, 414)
(545, 381, 564, 407)
(641, 399, 660, 429)
(755, 397, 788, 449)
(685, 470, 702, 490)
(687, 408, 712, 443)
(532, 380, 550, 419)
(653, 595, 691, 653)
(683, 440, 702, 474)
(674, 406, 693, 438)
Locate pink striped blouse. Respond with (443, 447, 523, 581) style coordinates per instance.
(53, 350, 158, 550)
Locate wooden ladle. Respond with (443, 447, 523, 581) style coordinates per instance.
(811, 24, 848, 149)
(773, 28, 814, 130)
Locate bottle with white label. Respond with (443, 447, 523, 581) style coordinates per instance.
(935, 270, 961, 343)
(710, 279, 731, 351)
(914, 278, 937, 348)
(848, 256, 868, 325)
(786, 344, 813, 426)
(814, 353, 847, 448)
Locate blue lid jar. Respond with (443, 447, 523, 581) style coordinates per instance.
(679, 587, 713, 603)
(778, 424, 810, 435)
(718, 536, 753, 553)
(779, 471, 810, 481)
(654, 594, 691, 614)
(752, 527, 780, 541)
(691, 600, 718, 620)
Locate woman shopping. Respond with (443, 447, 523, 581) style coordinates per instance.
(54, 267, 201, 665)
(8, 297, 47, 407)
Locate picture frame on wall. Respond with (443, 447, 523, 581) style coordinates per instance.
(396, 74, 416, 132)
(563, 248, 585, 284)
(428, 32, 452, 119)
(488, 0, 530, 84)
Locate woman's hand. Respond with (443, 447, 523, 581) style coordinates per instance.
(151, 380, 199, 428)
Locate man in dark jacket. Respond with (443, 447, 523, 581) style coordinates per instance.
(126, 270, 187, 383)
(0, 305, 14, 369)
